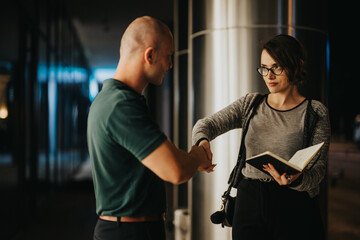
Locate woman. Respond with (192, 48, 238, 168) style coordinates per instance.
(192, 34, 330, 240)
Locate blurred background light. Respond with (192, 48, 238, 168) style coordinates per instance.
(89, 67, 116, 101)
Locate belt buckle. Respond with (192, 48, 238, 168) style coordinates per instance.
(260, 178, 272, 182)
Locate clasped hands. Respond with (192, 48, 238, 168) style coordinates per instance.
(191, 139, 216, 173)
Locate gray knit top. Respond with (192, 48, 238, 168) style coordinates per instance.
(242, 96, 308, 179)
(192, 92, 331, 198)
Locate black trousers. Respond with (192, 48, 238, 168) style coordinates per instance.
(93, 218, 166, 240)
(232, 178, 325, 240)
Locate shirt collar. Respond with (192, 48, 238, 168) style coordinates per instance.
(103, 78, 146, 102)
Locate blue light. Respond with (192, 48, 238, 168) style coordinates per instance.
(38, 64, 89, 83)
(88, 67, 116, 101)
(89, 74, 99, 102)
(48, 65, 57, 156)
(326, 37, 330, 77)
(93, 67, 116, 83)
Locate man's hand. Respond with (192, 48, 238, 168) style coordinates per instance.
(199, 139, 213, 161)
(191, 140, 216, 172)
(142, 139, 215, 184)
(189, 145, 216, 173)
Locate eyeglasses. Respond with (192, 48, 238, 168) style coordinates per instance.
(257, 66, 283, 76)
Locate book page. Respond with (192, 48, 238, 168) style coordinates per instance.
(246, 151, 302, 175)
(289, 142, 324, 169)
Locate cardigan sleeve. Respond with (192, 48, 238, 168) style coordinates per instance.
(192, 93, 262, 145)
(289, 101, 331, 197)
(192, 98, 243, 145)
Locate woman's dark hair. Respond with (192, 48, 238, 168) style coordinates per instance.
(263, 34, 307, 85)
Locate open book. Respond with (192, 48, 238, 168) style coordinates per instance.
(246, 142, 324, 176)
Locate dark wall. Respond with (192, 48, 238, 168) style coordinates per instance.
(0, 1, 91, 238)
(328, 1, 359, 141)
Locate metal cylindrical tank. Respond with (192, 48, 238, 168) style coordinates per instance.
(184, 0, 328, 239)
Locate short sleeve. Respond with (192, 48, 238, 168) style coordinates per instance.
(107, 99, 167, 161)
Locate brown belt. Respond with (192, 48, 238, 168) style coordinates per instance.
(99, 213, 164, 222)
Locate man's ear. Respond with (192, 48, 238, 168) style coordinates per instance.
(144, 47, 154, 64)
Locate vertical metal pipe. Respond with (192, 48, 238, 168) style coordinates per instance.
(288, 0, 293, 35)
(187, 1, 194, 238)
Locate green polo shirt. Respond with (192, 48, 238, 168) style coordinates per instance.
(87, 78, 167, 217)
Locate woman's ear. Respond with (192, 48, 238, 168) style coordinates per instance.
(144, 47, 154, 64)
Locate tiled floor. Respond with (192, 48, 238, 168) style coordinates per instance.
(328, 179, 360, 240)
(328, 142, 360, 240)
(13, 180, 97, 240)
(12, 141, 360, 240)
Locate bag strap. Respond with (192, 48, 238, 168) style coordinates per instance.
(223, 94, 266, 198)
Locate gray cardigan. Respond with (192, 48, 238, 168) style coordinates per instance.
(192, 92, 331, 198)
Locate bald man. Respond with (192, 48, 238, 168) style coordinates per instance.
(87, 16, 214, 240)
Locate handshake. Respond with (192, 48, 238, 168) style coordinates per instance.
(190, 139, 216, 173)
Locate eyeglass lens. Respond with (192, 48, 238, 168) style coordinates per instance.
(257, 66, 282, 76)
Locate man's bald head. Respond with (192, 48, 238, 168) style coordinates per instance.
(120, 16, 173, 57)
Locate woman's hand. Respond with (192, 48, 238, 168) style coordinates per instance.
(198, 139, 216, 172)
(263, 163, 301, 185)
(199, 139, 212, 160)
